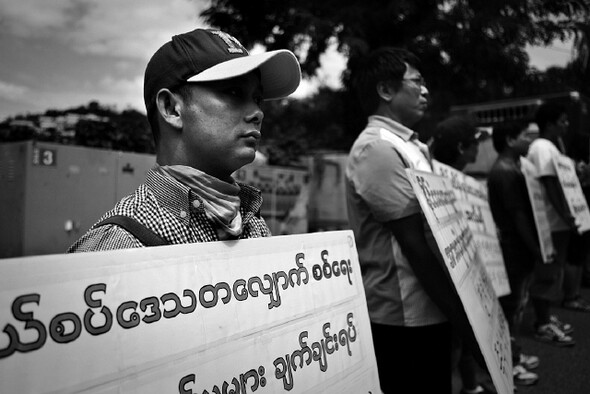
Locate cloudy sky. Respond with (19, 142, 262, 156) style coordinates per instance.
(0, 0, 575, 121)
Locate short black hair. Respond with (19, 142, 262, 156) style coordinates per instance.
(348, 47, 420, 116)
(431, 115, 478, 166)
(535, 102, 567, 134)
(492, 121, 528, 153)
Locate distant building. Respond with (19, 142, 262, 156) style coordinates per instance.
(4, 112, 110, 141)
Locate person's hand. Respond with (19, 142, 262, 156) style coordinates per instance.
(577, 161, 590, 186)
(565, 214, 579, 231)
(542, 251, 556, 264)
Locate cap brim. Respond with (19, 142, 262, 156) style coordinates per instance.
(187, 49, 301, 100)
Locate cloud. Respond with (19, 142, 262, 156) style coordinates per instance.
(0, 0, 74, 35)
(96, 75, 145, 112)
(0, 0, 211, 59)
(0, 80, 29, 100)
(526, 38, 574, 71)
(290, 41, 347, 99)
(69, 0, 209, 59)
(316, 43, 347, 90)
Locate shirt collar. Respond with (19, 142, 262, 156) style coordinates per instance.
(145, 167, 192, 225)
(367, 115, 416, 142)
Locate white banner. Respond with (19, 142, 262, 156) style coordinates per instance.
(406, 169, 513, 394)
(0, 231, 380, 394)
(520, 158, 556, 263)
(432, 160, 510, 296)
(553, 155, 590, 234)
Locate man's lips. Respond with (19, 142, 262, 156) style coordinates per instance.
(243, 130, 261, 140)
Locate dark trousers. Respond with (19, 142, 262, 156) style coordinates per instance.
(371, 321, 452, 393)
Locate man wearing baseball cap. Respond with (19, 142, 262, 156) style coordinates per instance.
(68, 28, 301, 252)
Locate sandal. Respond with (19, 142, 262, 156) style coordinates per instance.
(562, 297, 590, 312)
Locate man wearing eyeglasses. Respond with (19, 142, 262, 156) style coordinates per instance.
(345, 47, 479, 393)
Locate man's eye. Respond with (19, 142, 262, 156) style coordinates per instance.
(227, 87, 242, 96)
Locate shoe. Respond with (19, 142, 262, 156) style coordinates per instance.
(534, 323, 575, 347)
(513, 364, 538, 386)
(459, 384, 496, 394)
(562, 297, 590, 312)
(549, 314, 574, 335)
(518, 353, 539, 370)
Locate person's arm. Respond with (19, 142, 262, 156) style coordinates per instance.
(386, 213, 485, 367)
(386, 213, 457, 316)
(513, 210, 544, 262)
(541, 175, 576, 229)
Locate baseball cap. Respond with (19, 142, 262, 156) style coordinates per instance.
(143, 28, 301, 113)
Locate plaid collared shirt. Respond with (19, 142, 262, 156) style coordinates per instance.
(67, 169, 271, 253)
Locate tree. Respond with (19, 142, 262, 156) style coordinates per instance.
(572, 22, 590, 96)
(111, 109, 155, 154)
(203, 1, 587, 90)
(258, 87, 363, 165)
(74, 119, 116, 149)
(203, 0, 590, 145)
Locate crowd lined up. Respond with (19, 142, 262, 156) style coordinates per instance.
(64, 27, 589, 393)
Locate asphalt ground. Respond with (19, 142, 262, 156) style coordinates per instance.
(453, 286, 590, 394)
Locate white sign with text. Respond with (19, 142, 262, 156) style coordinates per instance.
(520, 157, 556, 263)
(553, 155, 590, 234)
(432, 160, 510, 296)
(0, 231, 380, 394)
(406, 169, 513, 394)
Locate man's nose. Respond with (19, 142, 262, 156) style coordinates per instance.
(246, 106, 264, 125)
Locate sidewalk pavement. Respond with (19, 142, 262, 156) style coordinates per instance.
(453, 286, 590, 394)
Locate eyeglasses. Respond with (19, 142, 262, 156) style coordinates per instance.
(403, 76, 426, 87)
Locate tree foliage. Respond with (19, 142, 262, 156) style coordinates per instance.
(203, 0, 590, 154)
(203, 0, 588, 95)
(0, 102, 154, 154)
(260, 87, 363, 165)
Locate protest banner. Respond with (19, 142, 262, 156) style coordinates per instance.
(0, 231, 380, 394)
(553, 155, 590, 234)
(233, 165, 310, 235)
(520, 157, 556, 263)
(432, 160, 510, 297)
(406, 169, 513, 394)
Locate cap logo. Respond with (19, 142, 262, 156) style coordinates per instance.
(209, 30, 246, 54)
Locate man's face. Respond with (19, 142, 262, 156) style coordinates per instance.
(179, 71, 264, 180)
(461, 140, 479, 165)
(555, 113, 569, 137)
(389, 64, 428, 126)
(512, 129, 533, 157)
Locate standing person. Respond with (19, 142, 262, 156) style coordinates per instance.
(345, 47, 479, 393)
(68, 28, 301, 252)
(575, 162, 590, 288)
(526, 102, 577, 344)
(487, 121, 547, 386)
(564, 158, 590, 311)
(430, 115, 481, 171)
(431, 115, 496, 394)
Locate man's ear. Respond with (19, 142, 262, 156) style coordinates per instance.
(457, 143, 465, 155)
(505, 135, 516, 148)
(155, 88, 183, 129)
(376, 81, 395, 102)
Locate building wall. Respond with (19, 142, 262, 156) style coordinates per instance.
(0, 141, 155, 257)
(0, 142, 27, 257)
(1, 142, 315, 257)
